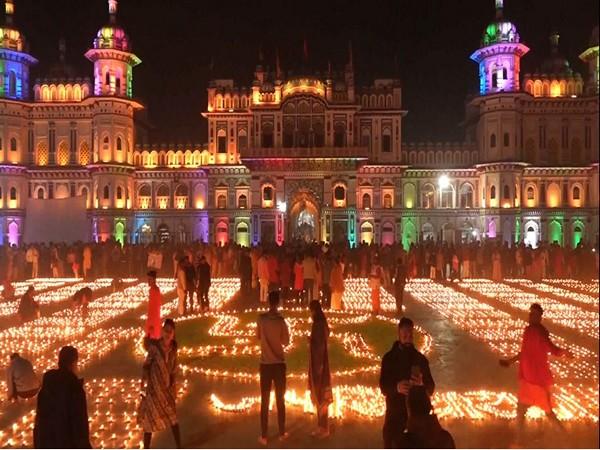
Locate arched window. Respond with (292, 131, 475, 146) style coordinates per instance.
(37, 142, 49, 165)
(238, 194, 248, 209)
(527, 186, 535, 200)
(79, 142, 90, 165)
(334, 122, 346, 147)
(116, 137, 123, 151)
(217, 194, 227, 209)
(36, 187, 44, 199)
(334, 186, 345, 201)
(382, 128, 392, 152)
(263, 186, 273, 201)
(115, 78, 121, 95)
(116, 186, 123, 200)
(10, 137, 17, 152)
(503, 132, 510, 146)
(103, 185, 110, 199)
(8, 71, 16, 97)
(421, 184, 435, 209)
(362, 193, 372, 209)
(383, 193, 392, 208)
(490, 133, 497, 148)
(572, 186, 581, 201)
(103, 136, 110, 150)
(9, 187, 17, 200)
(490, 185, 496, 200)
(105, 71, 110, 86)
(503, 185, 510, 199)
(460, 183, 474, 208)
(57, 141, 69, 166)
(261, 123, 273, 148)
(0, 186, 2, 199)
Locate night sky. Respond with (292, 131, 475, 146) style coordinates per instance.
(13, 0, 599, 143)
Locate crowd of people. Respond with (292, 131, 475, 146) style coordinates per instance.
(1, 237, 597, 287)
(2, 236, 590, 448)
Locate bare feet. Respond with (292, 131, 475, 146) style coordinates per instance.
(257, 436, 268, 446)
(278, 432, 290, 442)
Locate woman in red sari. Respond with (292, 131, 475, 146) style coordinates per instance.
(500, 303, 572, 445)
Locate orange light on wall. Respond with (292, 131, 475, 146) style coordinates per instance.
(175, 197, 187, 209)
(195, 199, 205, 209)
(138, 197, 150, 209)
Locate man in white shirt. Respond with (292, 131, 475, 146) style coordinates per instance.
(6, 353, 40, 400)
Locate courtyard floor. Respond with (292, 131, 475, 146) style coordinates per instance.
(0, 277, 597, 448)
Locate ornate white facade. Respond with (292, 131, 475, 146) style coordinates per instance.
(0, 0, 598, 248)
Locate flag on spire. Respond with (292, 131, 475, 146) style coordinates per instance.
(108, 0, 118, 23)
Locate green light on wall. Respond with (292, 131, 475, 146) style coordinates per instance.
(402, 218, 416, 251)
(514, 217, 521, 244)
(114, 220, 125, 245)
(548, 219, 563, 245)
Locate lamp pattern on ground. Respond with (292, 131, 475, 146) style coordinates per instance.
(507, 278, 599, 310)
(542, 279, 600, 297)
(458, 279, 599, 340)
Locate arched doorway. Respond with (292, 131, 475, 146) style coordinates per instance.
(524, 221, 539, 248)
(360, 222, 374, 244)
(421, 223, 434, 242)
(289, 191, 320, 243)
(572, 221, 584, 248)
(402, 220, 416, 251)
(381, 222, 394, 245)
(548, 220, 563, 246)
(157, 224, 170, 243)
(139, 224, 152, 245)
(216, 221, 228, 246)
(236, 222, 250, 247)
(442, 223, 455, 244)
(114, 222, 125, 245)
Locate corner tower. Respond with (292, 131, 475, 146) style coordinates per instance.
(579, 26, 599, 95)
(470, 0, 529, 95)
(0, 0, 37, 100)
(85, 0, 141, 97)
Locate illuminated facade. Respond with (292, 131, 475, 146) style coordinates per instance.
(0, 0, 597, 248)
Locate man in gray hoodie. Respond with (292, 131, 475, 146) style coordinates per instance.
(257, 291, 290, 445)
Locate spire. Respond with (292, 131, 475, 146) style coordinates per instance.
(348, 40, 354, 69)
(5, 0, 14, 26)
(549, 31, 560, 51)
(58, 37, 66, 64)
(495, 0, 503, 19)
(108, 0, 117, 24)
(275, 48, 282, 79)
(303, 38, 309, 64)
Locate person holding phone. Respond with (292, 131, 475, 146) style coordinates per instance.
(379, 317, 435, 449)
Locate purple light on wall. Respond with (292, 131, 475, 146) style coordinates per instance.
(8, 221, 19, 246)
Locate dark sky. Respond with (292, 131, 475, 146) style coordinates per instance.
(13, 0, 599, 144)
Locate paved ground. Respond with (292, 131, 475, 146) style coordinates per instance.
(1, 282, 597, 448)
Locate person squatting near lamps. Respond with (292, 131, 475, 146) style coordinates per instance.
(6, 353, 40, 401)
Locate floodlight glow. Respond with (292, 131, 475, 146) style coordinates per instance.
(438, 175, 450, 189)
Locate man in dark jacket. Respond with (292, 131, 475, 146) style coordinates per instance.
(379, 317, 434, 448)
(34, 346, 91, 449)
(196, 255, 211, 312)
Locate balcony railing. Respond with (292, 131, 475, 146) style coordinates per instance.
(241, 146, 370, 159)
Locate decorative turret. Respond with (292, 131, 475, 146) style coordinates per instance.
(85, 0, 141, 98)
(0, 0, 37, 100)
(579, 25, 599, 95)
(470, 0, 529, 95)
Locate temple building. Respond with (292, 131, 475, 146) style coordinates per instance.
(0, 0, 597, 248)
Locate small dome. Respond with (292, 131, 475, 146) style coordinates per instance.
(0, 26, 23, 51)
(482, 20, 520, 47)
(93, 25, 131, 51)
(540, 33, 573, 76)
